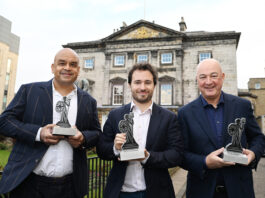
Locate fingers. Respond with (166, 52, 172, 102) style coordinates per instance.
(242, 148, 255, 165)
(114, 133, 126, 150)
(206, 148, 235, 169)
(40, 124, 64, 145)
(67, 130, 84, 148)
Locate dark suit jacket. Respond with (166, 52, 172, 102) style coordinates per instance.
(178, 92, 265, 198)
(96, 103, 183, 198)
(0, 80, 101, 197)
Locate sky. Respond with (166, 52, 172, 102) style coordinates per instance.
(0, 0, 265, 91)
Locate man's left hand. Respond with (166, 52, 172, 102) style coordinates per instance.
(243, 148, 255, 165)
(67, 126, 85, 148)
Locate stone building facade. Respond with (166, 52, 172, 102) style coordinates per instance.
(63, 19, 240, 127)
(0, 15, 20, 113)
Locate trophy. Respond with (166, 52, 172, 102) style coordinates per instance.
(52, 96, 77, 136)
(118, 112, 145, 161)
(223, 117, 248, 164)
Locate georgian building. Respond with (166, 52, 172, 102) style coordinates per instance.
(0, 15, 20, 113)
(63, 18, 240, 127)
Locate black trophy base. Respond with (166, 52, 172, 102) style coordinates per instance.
(223, 148, 248, 165)
(120, 149, 145, 161)
(52, 126, 77, 136)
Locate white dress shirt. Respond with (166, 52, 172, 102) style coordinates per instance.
(120, 101, 152, 192)
(33, 82, 78, 177)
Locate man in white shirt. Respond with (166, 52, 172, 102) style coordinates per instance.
(97, 63, 183, 198)
(0, 48, 101, 198)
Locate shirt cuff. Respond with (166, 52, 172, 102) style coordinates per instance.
(141, 151, 150, 164)
(35, 128, 42, 141)
(113, 145, 121, 156)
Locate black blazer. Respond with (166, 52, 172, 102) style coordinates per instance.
(0, 79, 101, 197)
(178, 92, 265, 198)
(97, 103, 183, 198)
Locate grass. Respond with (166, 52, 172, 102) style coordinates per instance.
(0, 150, 10, 171)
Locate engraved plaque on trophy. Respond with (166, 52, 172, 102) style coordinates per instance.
(223, 118, 248, 164)
(52, 96, 77, 136)
(118, 112, 145, 161)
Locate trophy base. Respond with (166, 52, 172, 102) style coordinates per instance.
(52, 126, 77, 136)
(120, 149, 145, 161)
(223, 148, 248, 165)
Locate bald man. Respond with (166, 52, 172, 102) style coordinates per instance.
(178, 59, 265, 198)
(0, 48, 101, 198)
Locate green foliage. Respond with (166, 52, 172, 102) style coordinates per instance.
(0, 150, 10, 171)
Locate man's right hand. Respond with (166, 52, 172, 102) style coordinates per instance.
(114, 133, 126, 150)
(40, 124, 64, 145)
(206, 147, 235, 169)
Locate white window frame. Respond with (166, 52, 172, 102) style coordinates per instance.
(114, 55, 125, 66)
(199, 52, 211, 62)
(112, 84, 124, 105)
(137, 54, 148, 63)
(160, 83, 173, 105)
(161, 53, 173, 64)
(255, 83, 261, 89)
(84, 58, 94, 69)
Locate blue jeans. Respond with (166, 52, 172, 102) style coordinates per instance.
(119, 191, 146, 198)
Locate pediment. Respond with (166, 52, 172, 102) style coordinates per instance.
(159, 75, 175, 82)
(103, 20, 185, 41)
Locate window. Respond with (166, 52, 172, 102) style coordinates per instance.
(112, 85, 123, 105)
(199, 52, 211, 62)
(160, 83, 173, 105)
(137, 54, 148, 63)
(84, 58, 94, 69)
(114, 55, 125, 66)
(2, 95, 7, 111)
(255, 83, 261, 89)
(161, 53, 173, 64)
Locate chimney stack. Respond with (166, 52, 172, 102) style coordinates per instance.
(179, 17, 187, 32)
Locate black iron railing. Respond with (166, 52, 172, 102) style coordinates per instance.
(87, 157, 113, 198)
(0, 157, 113, 198)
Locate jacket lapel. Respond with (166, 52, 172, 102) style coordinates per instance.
(192, 98, 219, 149)
(39, 80, 53, 124)
(146, 103, 161, 150)
(223, 93, 236, 146)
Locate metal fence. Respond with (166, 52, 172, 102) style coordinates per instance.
(0, 156, 113, 198)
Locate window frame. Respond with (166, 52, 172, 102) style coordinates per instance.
(199, 52, 212, 62)
(112, 84, 124, 105)
(84, 58, 95, 69)
(160, 52, 173, 65)
(160, 83, 173, 105)
(114, 55, 126, 67)
(137, 53, 148, 63)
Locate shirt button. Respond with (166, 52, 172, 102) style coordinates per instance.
(35, 159, 39, 163)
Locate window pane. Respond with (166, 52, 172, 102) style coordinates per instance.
(161, 53, 172, 64)
(199, 53, 211, 62)
(255, 83, 261, 89)
(84, 59, 94, 69)
(113, 85, 123, 105)
(137, 54, 148, 63)
(160, 84, 172, 105)
(114, 55, 125, 66)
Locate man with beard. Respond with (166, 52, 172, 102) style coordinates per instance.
(0, 48, 101, 198)
(97, 63, 183, 198)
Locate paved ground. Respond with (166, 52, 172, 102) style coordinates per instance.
(253, 157, 265, 198)
(172, 157, 265, 198)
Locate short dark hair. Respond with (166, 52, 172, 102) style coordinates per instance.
(128, 63, 157, 85)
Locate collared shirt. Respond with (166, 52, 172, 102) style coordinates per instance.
(200, 93, 224, 147)
(33, 81, 77, 177)
(120, 101, 153, 192)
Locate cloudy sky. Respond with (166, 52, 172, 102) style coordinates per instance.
(1, 0, 264, 90)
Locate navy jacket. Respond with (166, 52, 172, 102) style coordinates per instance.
(0, 80, 101, 197)
(178, 92, 265, 198)
(97, 103, 183, 198)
